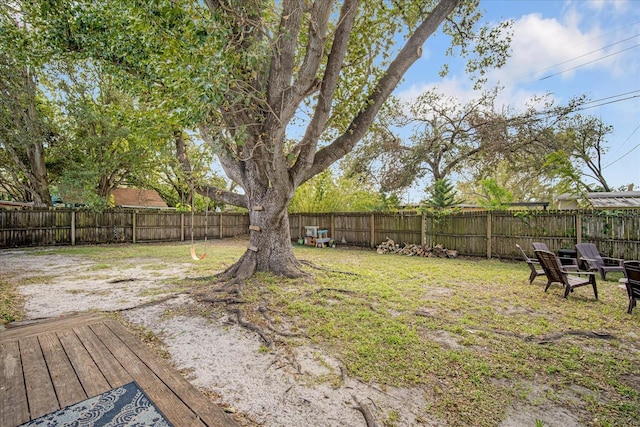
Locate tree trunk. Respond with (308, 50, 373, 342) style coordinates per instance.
(221, 186, 305, 280)
(26, 140, 52, 207)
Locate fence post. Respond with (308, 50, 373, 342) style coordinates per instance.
(370, 214, 375, 248)
(70, 209, 76, 246)
(298, 214, 302, 239)
(330, 214, 335, 240)
(180, 213, 185, 242)
(486, 212, 492, 259)
(219, 212, 223, 239)
(421, 213, 426, 246)
(576, 213, 582, 244)
(132, 211, 137, 244)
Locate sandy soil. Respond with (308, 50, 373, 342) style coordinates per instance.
(0, 246, 583, 427)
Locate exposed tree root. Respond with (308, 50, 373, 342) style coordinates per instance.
(227, 307, 274, 348)
(107, 278, 137, 283)
(212, 279, 244, 294)
(414, 311, 616, 344)
(285, 352, 302, 375)
(303, 287, 358, 298)
(198, 297, 246, 305)
(299, 259, 360, 276)
(352, 395, 380, 427)
(340, 366, 349, 384)
(115, 294, 183, 312)
(258, 306, 307, 338)
(527, 330, 614, 344)
(213, 251, 257, 282)
(184, 275, 219, 282)
(485, 328, 615, 343)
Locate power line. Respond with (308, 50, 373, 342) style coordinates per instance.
(539, 44, 640, 81)
(611, 123, 640, 155)
(574, 94, 640, 112)
(534, 34, 640, 75)
(580, 20, 640, 45)
(579, 90, 640, 107)
(521, 91, 640, 119)
(604, 140, 640, 169)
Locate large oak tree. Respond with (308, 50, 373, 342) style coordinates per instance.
(42, 0, 510, 280)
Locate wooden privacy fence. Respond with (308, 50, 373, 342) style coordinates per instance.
(1, 208, 639, 261)
(0, 208, 250, 247)
(288, 212, 423, 247)
(422, 210, 640, 261)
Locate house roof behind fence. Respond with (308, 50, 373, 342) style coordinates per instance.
(0, 200, 34, 209)
(555, 191, 640, 209)
(111, 188, 168, 208)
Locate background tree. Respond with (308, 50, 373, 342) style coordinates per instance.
(41, 0, 511, 281)
(135, 135, 229, 212)
(0, 3, 56, 206)
(347, 85, 592, 204)
(345, 88, 510, 192)
(457, 160, 554, 205)
(46, 62, 177, 209)
(475, 177, 513, 210)
(289, 169, 393, 213)
(543, 115, 615, 194)
(423, 178, 464, 209)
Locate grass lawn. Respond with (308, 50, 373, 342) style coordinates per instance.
(3, 240, 639, 426)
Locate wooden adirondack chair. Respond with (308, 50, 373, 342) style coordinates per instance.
(534, 249, 598, 299)
(623, 261, 640, 314)
(516, 244, 545, 284)
(532, 242, 579, 271)
(575, 242, 624, 280)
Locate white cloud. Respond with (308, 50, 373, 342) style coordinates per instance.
(582, 0, 631, 13)
(489, 13, 604, 85)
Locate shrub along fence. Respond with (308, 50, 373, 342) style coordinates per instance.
(1, 208, 639, 261)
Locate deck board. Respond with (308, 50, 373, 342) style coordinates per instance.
(89, 322, 205, 426)
(106, 319, 235, 427)
(39, 333, 88, 407)
(0, 340, 29, 426)
(56, 329, 111, 397)
(73, 324, 133, 388)
(0, 314, 239, 427)
(21, 335, 60, 419)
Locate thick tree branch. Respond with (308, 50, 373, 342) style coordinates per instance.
(297, 0, 461, 184)
(267, 0, 304, 119)
(290, 0, 361, 183)
(196, 184, 248, 208)
(261, 0, 306, 193)
(288, 1, 333, 119)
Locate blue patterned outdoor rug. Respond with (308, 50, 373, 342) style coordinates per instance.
(18, 381, 173, 426)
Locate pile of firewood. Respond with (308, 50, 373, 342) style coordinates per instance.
(376, 238, 458, 258)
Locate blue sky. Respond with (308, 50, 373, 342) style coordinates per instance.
(395, 0, 640, 194)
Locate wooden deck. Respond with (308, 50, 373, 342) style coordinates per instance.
(0, 314, 238, 427)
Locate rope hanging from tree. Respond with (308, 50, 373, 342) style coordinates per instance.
(189, 187, 209, 261)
